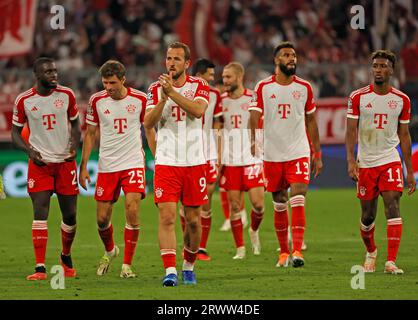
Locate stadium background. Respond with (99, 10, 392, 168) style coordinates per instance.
(1, 0, 418, 196)
(1, 0, 418, 301)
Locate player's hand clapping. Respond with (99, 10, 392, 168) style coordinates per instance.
(159, 72, 174, 96)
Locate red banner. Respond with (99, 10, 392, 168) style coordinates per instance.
(1, 94, 348, 144)
(0, 0, 37, 58)
(316, 97, 348, 144)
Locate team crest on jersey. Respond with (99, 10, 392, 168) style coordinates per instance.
(28, 179, 35, 189)
(147, 92, 153, 101)
(96, 187, 104, 197)
(292, 91, 301, 100)
(155, 187, 163, 198)
(388, 100, 398, 109)
(183, 90, 194, 99)
(126, 104, 136, 113)
(359, 186, 366, 196)
(54, 99, 64, 109)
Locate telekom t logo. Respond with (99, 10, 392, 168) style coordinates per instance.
(230, 115, 242, 128)
(171, 106, 186, 122)
(374, 113, 388, 129)
(277, 104, 291, 119)
(114, 118, 127, 134)
(42, 114, 56, 130)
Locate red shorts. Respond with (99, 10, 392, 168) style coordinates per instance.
(206, 160, 218, 184)
(264, 157, 310, 192)
(154, 164, 208, 206)
(357, 162, 404, 200)
(95, 168, 146, 202)
(27, 160, 79, 195)
(219, 163, 264, 191)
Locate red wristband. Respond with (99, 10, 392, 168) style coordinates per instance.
(314, 151, 322, 159)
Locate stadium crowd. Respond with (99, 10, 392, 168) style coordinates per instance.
(1, 0, 418, 125)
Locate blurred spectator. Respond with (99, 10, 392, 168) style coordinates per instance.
(400, 31, 418, 119)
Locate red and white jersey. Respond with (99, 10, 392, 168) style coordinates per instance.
(86, 87, 147, 172)
(221, 89, 256, 166)
(203, 87, 222, 161)
(347, 84, 411, 168)
(249, 75, 316, 162)
(146, 75, 210, 166)
(13, 86, 79, 163)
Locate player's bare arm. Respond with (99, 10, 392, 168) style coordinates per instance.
(305, 112, 323, 178)
(144, 127, 157, 158)
(160, 73, 207, 119)
(398, 123, 416, 195)
(249, 110, 262, 157)
(143, 93, 167, 129)
(79, 124, 97, 190)
(65, 118, 81, 162)
(345, 118, 359, 181)
(11, 124, 45, 166)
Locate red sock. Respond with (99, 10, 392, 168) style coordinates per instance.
(183, 247, 198, 264)
(290, 195, 306, 253)
(250, 208, 264, 231)
(360, 222, 376, 253)
(220, 189, 230, 219)
(387, 218, 403, 262)
(124, 224, 140, 265)
(274, 202, 289, 254)
(61, 222, 76, 256)
(98, 223, 114, 252)
(200, 213, 211, 250)
(231, 218, 244, 248)
(32, 220, 48, 265)
(160, 249, 176, 269)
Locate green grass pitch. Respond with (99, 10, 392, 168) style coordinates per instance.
(0, 189, 417, 300)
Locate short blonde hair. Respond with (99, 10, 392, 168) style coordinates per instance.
(224, 62, 245, 77)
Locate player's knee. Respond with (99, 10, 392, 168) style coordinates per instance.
(385, 201, 400, 219)
(252, 204, 264, 214)
(361, 216, 375, 226)
(97, 217, 111, 229)
(159, 213, 176, 228)
(63, 215, 76, 226)
(186, 219, 199, 233)
(230, 200, 241, 213)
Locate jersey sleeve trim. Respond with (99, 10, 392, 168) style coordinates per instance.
(347, 114, 359, 119)
(86, 119, 98, 126)
(306, 107, 316, 115)
(248, 106, 263, 113)
(12, 120, 25, 127)
(69, 112, 79, 121)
